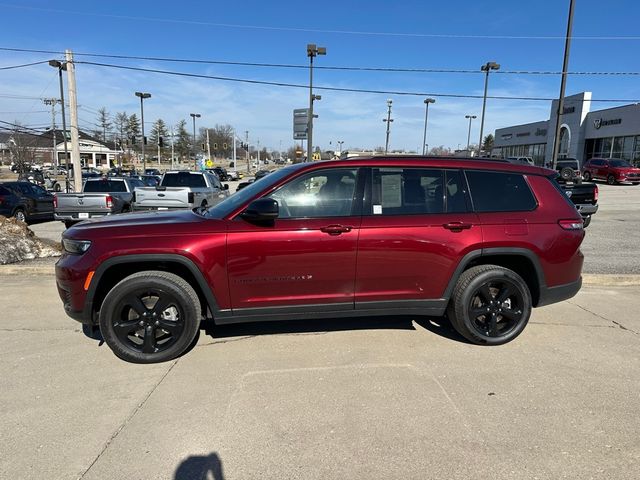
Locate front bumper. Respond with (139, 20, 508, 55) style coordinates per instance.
(55, 253, 96, 325)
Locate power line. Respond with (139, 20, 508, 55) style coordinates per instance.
(4, 46, 640, 76)
(0, 60, 50, 70)
(1, 4, 640, 41)
(75, 60, 640, 104)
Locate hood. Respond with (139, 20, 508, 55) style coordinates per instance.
(68, 209, 204, 232)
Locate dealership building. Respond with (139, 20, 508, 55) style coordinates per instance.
(493, 92, 640, 167)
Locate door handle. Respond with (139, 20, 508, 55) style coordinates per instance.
(320, 224, 352, 235)
(443, 222, 472, 231)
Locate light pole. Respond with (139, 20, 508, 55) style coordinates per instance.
(307, 44, 326, 162)
(190, 113, 201, 170)
(49, 60, 70, 192)
(383, 99, 393, 154)
(551, 0, 576, 170)
(478, 61, 500, 157)
(465, 115, 477, 152)
(337, 140, 344, 156)
(422, 98, 435, 155)
(135, 92, 151, 172)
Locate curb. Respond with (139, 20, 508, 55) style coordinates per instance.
(1, 263, 640, 287)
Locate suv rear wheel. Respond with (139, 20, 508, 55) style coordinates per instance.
(99, 271, 201, 363)
(607, 174, 616, 185)
(448, 265, 532, 345)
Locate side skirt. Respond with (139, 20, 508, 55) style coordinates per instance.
(214, 299, 448, 325)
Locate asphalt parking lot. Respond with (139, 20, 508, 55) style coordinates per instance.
(1, 275, 639, 479)
(2, 178, 639, 479)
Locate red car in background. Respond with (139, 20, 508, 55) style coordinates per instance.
(582, 158, 640, 185)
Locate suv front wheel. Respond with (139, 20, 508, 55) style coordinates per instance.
(448, 265, 532, 345)
(99, 271, 201, 363)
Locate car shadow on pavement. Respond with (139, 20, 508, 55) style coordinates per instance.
(174, 452, 224, 480)
(201, 314, 471, 344)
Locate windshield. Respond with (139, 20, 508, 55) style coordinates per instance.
(207, 164, 306, 218)
(610, 159, 632, 168)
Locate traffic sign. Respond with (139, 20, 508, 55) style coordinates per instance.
(293, 108, 309, 140)
(206, 159, 213, 168)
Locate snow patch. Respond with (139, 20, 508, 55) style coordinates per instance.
(0, 216, 62, 265)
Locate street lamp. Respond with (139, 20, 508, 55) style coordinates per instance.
(465, 115, 477, 152)
(383, 99, 393, 154)
(190, 113, 201, 170)
(307, 44, 326, 162)
(422, 98, 436, 155)
(478, 61, 500, 157)
(48, 60, 70, 192)
(135, 92, 151, 172)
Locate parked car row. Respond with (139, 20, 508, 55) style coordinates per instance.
(582, 158, 640, 185)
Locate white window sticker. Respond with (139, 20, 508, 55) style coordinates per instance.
(373, 204, 383, 215)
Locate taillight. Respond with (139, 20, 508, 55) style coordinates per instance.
(53, 194, 57, 209)
(559, 219, 583, 230)
(594, 184, 599, 202)
(106, 195, 113, 209)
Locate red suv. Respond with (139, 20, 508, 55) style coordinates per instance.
(56, 158, 585, 363)
(582, 158, 640, 185)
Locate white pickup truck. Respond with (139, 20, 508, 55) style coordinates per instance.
(133, 171, 229, 211)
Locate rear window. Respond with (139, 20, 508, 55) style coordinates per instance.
(84, 180, 127, 193)
(466, 171, 537, 212)
(161, 173, 206, 188)
(557, 160, 579, 170)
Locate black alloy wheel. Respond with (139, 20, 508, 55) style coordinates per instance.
(607, 174, 616, 185)
(583, 171, 591, 181)
(99, 271, 201, 363)
(448, 265, 532, 345)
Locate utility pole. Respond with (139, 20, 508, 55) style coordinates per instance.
(551, 0, 576, 169)
(206, 128, 212, 164)
(257, 139, 260, 165)
(244, 130, 251, 173)
(170, 126, 175, 170)
(232, 129, 237, 174)
(43, 98, 61, 167)
(190, 113, 201, 170)
(157, 135, 161, 166)
(65, 50, 82, 191)
(383, 99, 393, 154)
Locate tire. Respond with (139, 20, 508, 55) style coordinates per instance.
(13, 208, 26, 223)
(583, 171, 591, 182)
(64, 221, 76, 229)
(53, 183, 61, 192)
(447, 265, 532, 345)
(99, 271, 201, 363)
(633, 182, 640, 186)
(559, 167, 574, 181)
(582, 215, 591, 228)
(607, 174, 616, 185)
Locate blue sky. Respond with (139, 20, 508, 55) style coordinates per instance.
(1, 0, 640, 153)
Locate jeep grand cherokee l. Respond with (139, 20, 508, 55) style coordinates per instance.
(56, 158, 585, 363)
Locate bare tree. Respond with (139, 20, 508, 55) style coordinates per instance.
(7, 124, 37, 173)
(96, 107, 111, 142)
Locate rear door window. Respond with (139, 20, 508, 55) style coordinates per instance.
(370, 168, 468, 215)
(466, 171, 537, 212)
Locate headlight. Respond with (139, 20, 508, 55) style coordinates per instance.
(62, 238, 92, 254)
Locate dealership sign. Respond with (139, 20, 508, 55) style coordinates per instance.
(593, 117, 622, 129)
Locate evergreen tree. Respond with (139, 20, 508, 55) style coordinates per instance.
(150, 119, 169, 159)
(482, 134, 495, 153)
(174, 119, 191, 159)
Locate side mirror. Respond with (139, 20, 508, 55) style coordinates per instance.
(224, 184, 229, 190)
(241, 198, 279, 221)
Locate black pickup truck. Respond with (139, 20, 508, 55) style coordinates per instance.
(561, 181, 598, 227)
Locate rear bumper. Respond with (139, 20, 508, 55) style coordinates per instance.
(55, 212, 114, 221)
(575, 204, 598, 216)
(132, 205, 194, 211)
(537, 277, 582, 307)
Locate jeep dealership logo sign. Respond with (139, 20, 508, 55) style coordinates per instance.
(594, 117, 622, 129)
